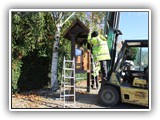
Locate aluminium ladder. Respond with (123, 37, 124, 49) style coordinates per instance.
(60, 56, 76, 108)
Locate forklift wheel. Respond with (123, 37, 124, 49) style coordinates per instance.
(98, 85, 119, 106)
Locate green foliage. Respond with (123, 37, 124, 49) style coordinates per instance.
(141, 49, 148, 66)
(12, 59, 23, 93)
(126, 47, 138, 60)
(12, 12, 55, 58)
(11, 11, 106, 92)
(18, 51, 50, 91)
(83, 12, 106, 33)
(134, 48, 148, 68)
(12, 12, 55, 93)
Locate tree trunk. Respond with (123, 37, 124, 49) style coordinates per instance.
(51, 25, 61, 91)
(50, 12, 75, 91)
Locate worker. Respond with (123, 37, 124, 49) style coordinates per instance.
(88, 31, 111, 82)
(91, 61, 100, 89)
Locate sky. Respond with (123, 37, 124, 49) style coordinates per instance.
(119, 12, 149, 40)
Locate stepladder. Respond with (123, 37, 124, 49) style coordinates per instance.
(60, 56, 76, 108)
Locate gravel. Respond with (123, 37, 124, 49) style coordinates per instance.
(11, 80, 147, 109)
(11, 80, 105, 109)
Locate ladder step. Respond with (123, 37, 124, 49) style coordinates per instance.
(65, 60, 74, 62)
(62, 85, 75, 88)
(61, 84, 75, 88)
(60, 94, 75, 98)
(64, 76, 74, 79)
(64, 94, 75, 97)
(59, 97, 70, 100)
(61, 81, 74, 84)
(62, 75, 74, 78)
(64, 68, 74, 70)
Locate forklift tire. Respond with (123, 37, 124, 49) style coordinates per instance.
(98, 85, 119, 106)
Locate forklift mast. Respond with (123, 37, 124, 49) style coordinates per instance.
(104, 12, 122, 79)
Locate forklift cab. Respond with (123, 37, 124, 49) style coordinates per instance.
(115, 40, 149, 87)
(99, 40, 149, 107)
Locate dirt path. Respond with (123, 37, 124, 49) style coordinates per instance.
(11, 80, 147, 109)
(11, 80, 104, 108)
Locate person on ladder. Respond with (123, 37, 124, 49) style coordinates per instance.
(88, 30, 111, 83)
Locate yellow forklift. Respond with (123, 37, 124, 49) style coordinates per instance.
(98, 40, 149, 107)
(98, 12, 149, 107)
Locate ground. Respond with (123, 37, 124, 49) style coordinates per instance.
(11, 80, 148, 109)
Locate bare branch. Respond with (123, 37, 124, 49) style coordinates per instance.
(50, 12, 57, 26)
(55, 12, 64, 25)
(61, 12, 75, 26)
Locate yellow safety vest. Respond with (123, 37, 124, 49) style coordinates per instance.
(88, 33, 111, 61)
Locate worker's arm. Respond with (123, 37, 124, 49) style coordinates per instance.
(87, 31, 92, 44)
(99, 34, 107, 41)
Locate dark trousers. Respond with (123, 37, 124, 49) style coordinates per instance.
(100, 60, 108, 81)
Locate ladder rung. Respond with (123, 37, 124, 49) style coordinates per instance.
(61, 84, 75, 87)
(65, 85, 75, 87)
(64, 94, 75, 97)
(60, 95, 71, 98)
(60, 94, 75, 98)
(65, 60, 74, 62)
(75, 77, 86, 80)
(62, 85, 75, 87)
(64, 76, 74, 79)
(64, 68, 74, 70)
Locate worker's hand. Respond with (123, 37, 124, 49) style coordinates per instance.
(90, 29, 93, 33)
(89, 24, 93, 32)
(88, 30, 92, 36)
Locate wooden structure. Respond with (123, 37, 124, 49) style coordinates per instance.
(63, 19, 91, 92)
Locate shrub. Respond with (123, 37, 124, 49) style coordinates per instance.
(17, 51, 50, 91)
(12, 59, 23, 93)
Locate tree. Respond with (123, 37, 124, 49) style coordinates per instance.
(50, 12, 76, 91)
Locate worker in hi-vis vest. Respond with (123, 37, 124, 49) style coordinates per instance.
(88, 31, 111, 82)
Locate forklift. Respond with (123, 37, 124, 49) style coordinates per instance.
(98, 12, 149, 107)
